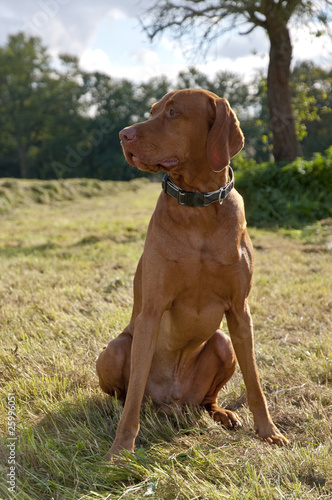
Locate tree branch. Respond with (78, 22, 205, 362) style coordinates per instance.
(141, 1, 251, 41)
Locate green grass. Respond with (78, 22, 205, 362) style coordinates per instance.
(0, 179, 331, 499)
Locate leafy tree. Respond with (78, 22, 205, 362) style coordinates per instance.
(142, 0, 332, 162)
(37, 55, 92, 179)
(0, 33, 51, 177)
(0, 33, 87, 179)
(176, 67, 211, 89)
(248, 62, 332, 162)
(290, 62, 332, 157)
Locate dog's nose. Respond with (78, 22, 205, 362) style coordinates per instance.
(119, 126, 136, 143)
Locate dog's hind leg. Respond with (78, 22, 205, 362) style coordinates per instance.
(198, 330, 241, 428)
(96, 331, 132, 401)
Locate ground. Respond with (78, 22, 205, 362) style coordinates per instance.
(0, 179, 331, 499)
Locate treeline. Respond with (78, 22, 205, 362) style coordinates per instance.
(0, 32, 331, 180)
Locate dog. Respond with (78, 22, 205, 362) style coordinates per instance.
(96, 89, 288, 459)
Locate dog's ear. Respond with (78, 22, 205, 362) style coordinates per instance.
(207, 97, 244, 173)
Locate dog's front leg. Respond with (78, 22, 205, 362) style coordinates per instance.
(226, 301, 288, 445)
(104, 310, 162, 460)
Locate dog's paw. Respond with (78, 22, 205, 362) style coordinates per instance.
(103, 450, 116, 462)
(255, 423, 289, 446)
(103, 448, 136, 464)
(103, 440, 135, 462)
(211, 408, 242, 429)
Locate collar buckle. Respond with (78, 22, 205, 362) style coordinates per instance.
(218, 189, 225, 205)
(177, 190, 186, 205)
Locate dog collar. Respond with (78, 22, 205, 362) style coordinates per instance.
(162, 166, 234, 207)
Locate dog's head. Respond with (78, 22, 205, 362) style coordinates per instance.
(119, 89, 244, 175)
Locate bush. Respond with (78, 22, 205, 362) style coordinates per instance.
(234, 147, 332, 227)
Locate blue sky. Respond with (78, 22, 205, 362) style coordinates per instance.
(1, 0, 331, 83)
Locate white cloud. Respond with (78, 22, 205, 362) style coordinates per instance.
(106, 7, 127, 22)
(79, 46, 187, 83)
(132, 48, 159, 66)
(197, 54, 269, 81)
(80, 48, 115, 75)
(129, 48, 163, 78)
(1, 0, 143, 53)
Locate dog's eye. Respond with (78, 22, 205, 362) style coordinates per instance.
(167, 108, 177, 117)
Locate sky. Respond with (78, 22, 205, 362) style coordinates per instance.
(1, 0, 331, 84)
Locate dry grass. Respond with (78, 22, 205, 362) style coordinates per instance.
(0, 180, 331, 499)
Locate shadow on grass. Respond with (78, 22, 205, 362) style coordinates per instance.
(0, 242, 59, 258)
(10, 393, 230, 499)
(4, 386, 331, 499)
(0, 228, 146, 259)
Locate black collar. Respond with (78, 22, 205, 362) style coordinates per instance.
(161, 166, 234, 207)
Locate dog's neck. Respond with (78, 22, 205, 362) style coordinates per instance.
(167, 163, 231, 193)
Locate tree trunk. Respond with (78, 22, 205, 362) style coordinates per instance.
(267, 24, 302, 162)
(18, 144, 29, 178)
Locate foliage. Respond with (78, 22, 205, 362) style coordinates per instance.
(292, 62, 332, 157)
(0, 33, 88, 179)
(234, 147, 332, 227)
(0, 182, 331, 499)
(0, 33, 331, 180)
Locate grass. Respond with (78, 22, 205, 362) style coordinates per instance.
(0, 179, 331, 500)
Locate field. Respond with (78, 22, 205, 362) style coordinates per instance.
(0, 179, 331, 499)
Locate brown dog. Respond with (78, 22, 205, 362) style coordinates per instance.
(96, 89, 288, 459)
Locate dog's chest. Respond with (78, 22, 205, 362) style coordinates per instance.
(154, 220, 240, 267)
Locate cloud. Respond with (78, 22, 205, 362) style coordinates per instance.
(130, 47, 163, 78)
(197, 54, 269, 82)
(80, 48, 115, 75)
(0, 0, 144, 53)
(132, 47, 159, 66)
(79, 45, 186, 83)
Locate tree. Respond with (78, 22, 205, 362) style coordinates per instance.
(0, 33, 90, 179)
(290, 62, 332, 157)
(249, 62, 332, 161)
(142, 0, 332, 162)
(0, 33, 51, 177)
(38, 54, 92, 180)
